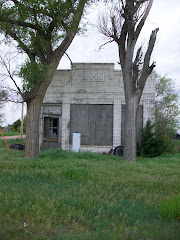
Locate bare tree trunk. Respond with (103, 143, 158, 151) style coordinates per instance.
(25, 97, 43, 158)
(123, 98, 139, 162)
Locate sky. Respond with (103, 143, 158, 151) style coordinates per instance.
(1, 0, 180, 127)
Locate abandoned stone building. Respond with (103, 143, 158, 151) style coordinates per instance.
(40, 63, 155, 153)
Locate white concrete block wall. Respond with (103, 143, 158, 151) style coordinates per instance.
(113, 98, 121, 148)
(61, 98, 70, 150)
(142, 93, 155, 127)
(41, 63, 156, 152)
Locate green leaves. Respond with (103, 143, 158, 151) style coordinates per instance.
(138, 75, 180, 158)
(0, 1, 83, 35)
(138, 120, 177, 157)
(0, 0, 87, 95)
(155, 75, 180, 136)
(138, 120, 165, 158)
(0, 0, 87, 62)
(0, 0, 88, 86)
(19, 61, 47, 92)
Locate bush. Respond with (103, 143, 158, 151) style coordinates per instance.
(138, 120, 175, 157)
(10, 116, 26, 133)
(155, 130, 175, 154)
(138, 121, 164, 157)
(11, 119, 21, 132)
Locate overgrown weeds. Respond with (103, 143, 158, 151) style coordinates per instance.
(0, 143, 179, 239)
(159, 195, 180, 221)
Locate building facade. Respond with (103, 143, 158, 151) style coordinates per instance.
(40, 63, 155, 153)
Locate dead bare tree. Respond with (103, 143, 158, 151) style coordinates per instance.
(99, 0, 158, 162)
(0, 49, 23, 103)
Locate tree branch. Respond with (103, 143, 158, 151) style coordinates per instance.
(33, 43, 46, 64)
(0, 15, 44, 36)
(135, 0, 153, 40)
(118, 20, 128, 69)
(138, 28, 159, 93)
(53, 0, 86, 64)
(111, 16, 119, 42)
(11, 0, 20, 5)
(142, 28, 159, 72)
(98, 40, 114, 51)
(0, 55, 23, 96)
(5, 30, 36, 62)
(132, 46, 143, 87)
(53, 31, 76, 66)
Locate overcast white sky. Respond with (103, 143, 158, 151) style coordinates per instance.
(59, 0, 180, 87)
(1, 0, 180, 126)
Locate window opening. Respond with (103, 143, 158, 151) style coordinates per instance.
(44, 117, 59, 141)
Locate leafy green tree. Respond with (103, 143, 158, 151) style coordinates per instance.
(137, 120, 164, 157)
(10, 119, 21, 132)
(138, 120, 174, 158)
(10, 116, 26, 132)
(0, 0, 88, 158)
(138, 77, 180, 158)
(155, 75, 180, 136)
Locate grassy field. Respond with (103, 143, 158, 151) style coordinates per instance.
(0, 139, 180, 239)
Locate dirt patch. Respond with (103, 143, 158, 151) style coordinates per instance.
(0, 135, 26, 140)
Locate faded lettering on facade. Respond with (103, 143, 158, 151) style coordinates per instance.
(82, 73, 104, 81)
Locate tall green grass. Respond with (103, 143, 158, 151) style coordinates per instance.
(159, 195, 180, 221)
(0, 144, 179, 239)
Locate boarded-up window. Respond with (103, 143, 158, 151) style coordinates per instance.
(44, 117, 59, 141)
(121, 105, 143, 145)
(70, 104, 113, 146)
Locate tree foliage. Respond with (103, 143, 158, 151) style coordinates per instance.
(19, 61, 48, 92)
(0, 0, 88, 158)
(10, 116, 26, 132)
(138, 76, 180, 158)
(137, 120, 163, 157)
(0, 0, 86, 54)
(155, 75, 180, 136)
(138, 120, 175, 158)
(0, 0, 88, 100)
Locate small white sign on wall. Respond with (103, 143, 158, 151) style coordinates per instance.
(72, 133, 81, 152)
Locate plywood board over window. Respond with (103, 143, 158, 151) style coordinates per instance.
(70, 104, 113, 146)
